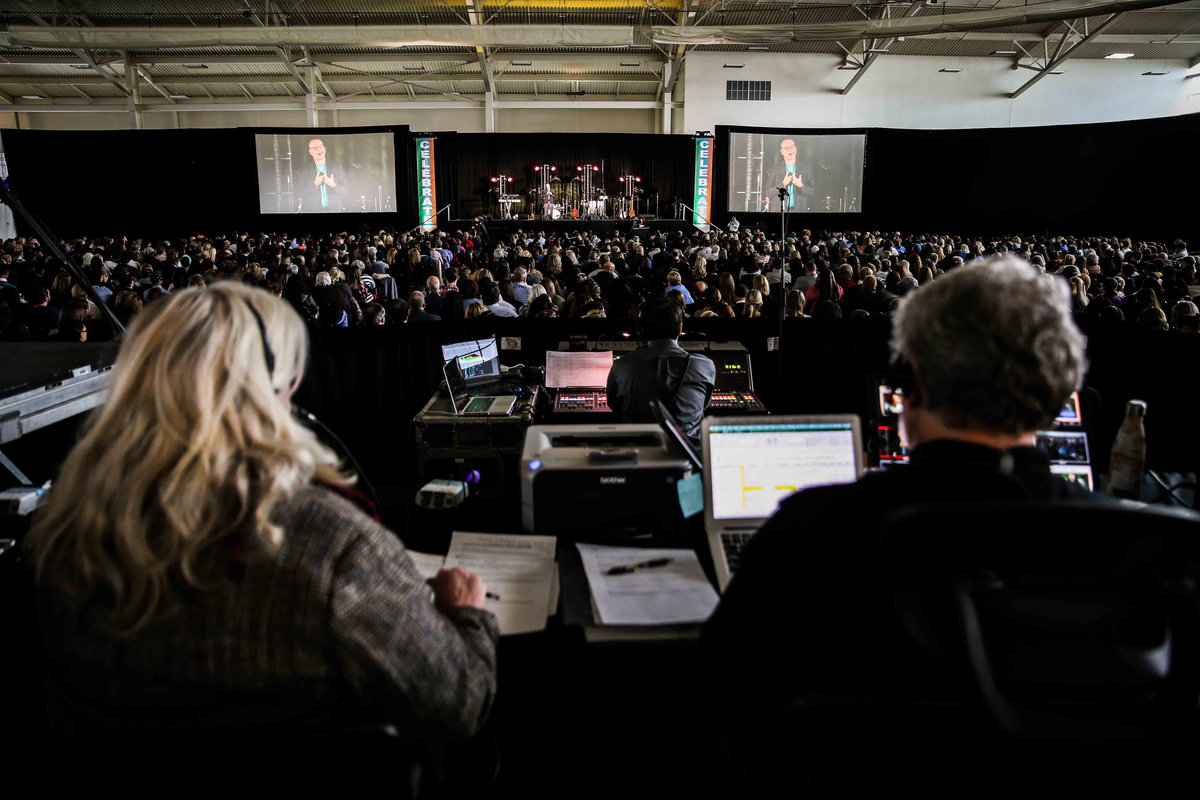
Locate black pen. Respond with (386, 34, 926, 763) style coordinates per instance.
(486, 591, 501, 601)
(605, 557, 673, 576)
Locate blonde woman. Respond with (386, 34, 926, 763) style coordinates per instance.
(27, 282, 497, 738)
(745, 288, 764, 319)
(1068, 275, 1089, 313)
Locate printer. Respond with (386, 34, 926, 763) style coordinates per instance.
(521, 424, 695, 540)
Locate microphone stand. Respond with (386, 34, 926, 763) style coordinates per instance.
(676, 202, 724, 233)
(776, 185, 789, 405)
(408, 203, 453, 235)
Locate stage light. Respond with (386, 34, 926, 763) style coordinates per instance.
(508, 177, 514, 182)
(619, 177, 625, 182)
(491, 177, 498, 182)
(534, 166, 540, 171)
(593, 166, 599, 172)
(635, 177, 641, 182)
(551, 166, 557, 172)
(577, 166, 583, 171)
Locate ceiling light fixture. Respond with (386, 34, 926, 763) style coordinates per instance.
(511, 61, 533, 66)
(1142, 70, 1168, 76)
(723, 63, 744, 68)
(838, 63, 860, 70)
(21, 94, 46, 99)
(991, 50, 1018, 56)
(169, 94, 189, 99)
(183, 63, 209, 69)
(939, 68, 962, 73)
(747, 45, 769, 52)
(1104, 53, 1135, 59)
(865, 48, 890, 54)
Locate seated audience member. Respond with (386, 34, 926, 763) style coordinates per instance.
(363, 302, 386, 326)
(482, 283, 517, 317)
(408, 290, 441, 323)
(25, 282, 497, 749)
(24, 284, 59, 340)
(606, 295, 715, 446)
(703, 257, 1095, 720)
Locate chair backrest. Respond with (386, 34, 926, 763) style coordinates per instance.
(882, 500, 1200, 743)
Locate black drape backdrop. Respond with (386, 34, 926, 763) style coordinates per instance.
(293, 317, 1198, 491)
(2, 125, 410, 238)
(4, 115, 1196, 241)
(715, 113, 1200, 242)
(436, 132, 696, 221)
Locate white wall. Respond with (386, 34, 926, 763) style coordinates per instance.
(683, 52, 1200, 132)
(0, 98, 661, 134)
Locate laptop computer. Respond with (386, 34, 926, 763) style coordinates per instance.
(544, 350, 614, 413)
(442, 357, 518, 417)
(442, 337, 503, 388)
(701, 415, 863, 592)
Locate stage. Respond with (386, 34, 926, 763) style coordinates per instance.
(447, 217, 708, 238)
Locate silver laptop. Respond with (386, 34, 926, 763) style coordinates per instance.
(701, 415, 863, 592)
(442, 357, 517, 417)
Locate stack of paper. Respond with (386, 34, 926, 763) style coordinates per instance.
(575, 544, 719, 628)
(408, 532, 558, 636)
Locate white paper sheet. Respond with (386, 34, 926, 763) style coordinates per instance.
(445, 531, 558, 635)
(406, 550, 448, 581)
(576, 544, 719, 626)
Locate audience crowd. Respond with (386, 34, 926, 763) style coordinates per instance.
(0, 225, 1196, 342)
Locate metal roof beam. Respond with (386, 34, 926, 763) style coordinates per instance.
(1, 24, 636, 50)
(841, 2, 924, 96)
(1012, 13, 1123, 98)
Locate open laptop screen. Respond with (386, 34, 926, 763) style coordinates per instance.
(706, 419, 861, 521)
(442, 338, 500, 382)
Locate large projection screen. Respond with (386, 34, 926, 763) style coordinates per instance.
(255, 132, 397, 214)
(727, 132, 865, 214)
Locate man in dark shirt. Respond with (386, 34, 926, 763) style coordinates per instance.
(606, 296, 715, 447)
(703, 256, 1095, 717)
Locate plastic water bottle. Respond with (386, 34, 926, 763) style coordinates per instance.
(1106, 400, 1147, 499)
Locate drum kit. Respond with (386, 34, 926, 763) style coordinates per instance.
(490, 164, 645, 220)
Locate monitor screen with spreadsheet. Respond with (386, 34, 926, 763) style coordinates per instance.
(705, 417, 862, 521)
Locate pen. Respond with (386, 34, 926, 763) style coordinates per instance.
(605, 557, 673, 576)
(486, 591, 501, 601)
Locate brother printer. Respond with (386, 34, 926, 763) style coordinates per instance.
(520, 424, 695, 541)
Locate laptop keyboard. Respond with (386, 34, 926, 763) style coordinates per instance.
(720, 532, 753, 573)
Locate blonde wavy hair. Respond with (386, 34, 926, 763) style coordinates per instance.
(27, 282, 346, 635)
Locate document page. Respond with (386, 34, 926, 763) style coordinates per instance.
(576, 544, 719, 626)
(445, 532, 557, 635)
(405, 550, 447, 581)
(545, 350, 613, 389)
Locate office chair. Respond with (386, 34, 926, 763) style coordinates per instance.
(881, 500, 1200, 748)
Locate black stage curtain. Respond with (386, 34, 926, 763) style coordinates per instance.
(295, 317, 1197, 481)
(714, 113, 1200, 242)
(440, 132, 695, 221)
(3, 125, 411, 238)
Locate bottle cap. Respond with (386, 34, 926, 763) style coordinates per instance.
(1126, 399, 1147, 418)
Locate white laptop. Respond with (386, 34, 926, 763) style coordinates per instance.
(701, 415, 863, 592)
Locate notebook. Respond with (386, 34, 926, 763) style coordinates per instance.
(701, 415, 863, 592)
(442, 357, 517, 416)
